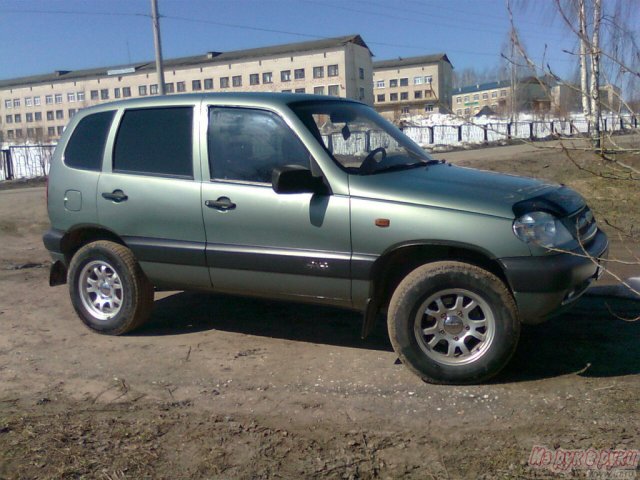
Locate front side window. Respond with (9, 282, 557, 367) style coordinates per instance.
(101, 89, 109, 100)
(220, 77, 230, 88)
(64, 110, 116, 171)
(313, 86, 325, 95)
(204, 78, 213, 90)
(45, 95, 53, 105)
(208, 107, 309, 183)
(122, 87, 131, 97)
(177, 82, 186, 92)
(55, 94, 63, 104)
(68, 92, 76, 102)
(328, 64, 339, 77)
(313, 66, 324, 79)
(399, 78, 409, 87)
(114, 107, 193, 178)
(150, 84, 158, 95)
(138, 85, 147, 96)
(295, 68, 305, 79)
(389, 79, 398, 88)
(77, 91, 85, 101)
(232, 75, 242, 87)
(328, 85, 340, 97)
(4, 99, 11, 109)
(249, 74, 260, 85)
(192, 80, 202, 91)
(414, 76, 423, 85)
(281, 70, 291, 82)
(262, 72, 273, 84)
(376, 80, 385, 88)
(290, 101, 432, 175)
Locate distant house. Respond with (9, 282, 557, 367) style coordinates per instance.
(372, 54, 453, 121)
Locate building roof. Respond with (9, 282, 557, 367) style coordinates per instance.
(0, 34, 371, 90)
(452, 80, 511, 95)
(373, 54, 452, 70)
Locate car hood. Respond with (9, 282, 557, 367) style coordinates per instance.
(347, 163, 582, 219)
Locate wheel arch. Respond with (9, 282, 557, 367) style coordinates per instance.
(60, 224, 126, 264)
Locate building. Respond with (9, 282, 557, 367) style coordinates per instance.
(372, 54, 453, 121)
(452, 80, 511, 117)
(0, 34, 373, 144)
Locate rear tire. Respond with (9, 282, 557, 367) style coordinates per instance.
(68, 240, 154, 335)
(387, 261, 519, 384)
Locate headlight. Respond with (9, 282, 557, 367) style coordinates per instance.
(512, 211, 573, 248)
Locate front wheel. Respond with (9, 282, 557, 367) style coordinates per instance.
(67, 240, 154, 335)
(387, 261, 519, 384)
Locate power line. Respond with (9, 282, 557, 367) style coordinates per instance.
(0, 8, 149, 18)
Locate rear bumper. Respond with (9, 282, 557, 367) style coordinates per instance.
(499, 229, 609, 323)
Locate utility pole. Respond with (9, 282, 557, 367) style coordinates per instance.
(151, 0, 166, 95)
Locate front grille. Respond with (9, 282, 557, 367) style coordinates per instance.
(563, 206, 597, 246)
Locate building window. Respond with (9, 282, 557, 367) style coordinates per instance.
(150, 84, 158, 95)
(359, 87, 365, 100)
(401, 107, 410, 114)
(67, 92, 76, 102)
(464, 108, 470, 114)
(47, 111, 54, 121)
(232, 75, 242, 87)
(400, 78, 409, 87)
(425, 104, 434, 112)
(25, 97, 33, 107)
(313, 66, 324, 79)
(294, 68, 305, 80)
(295, 88, 306, 94)
(400, 92, 409, 100)
(281, 89, 292, 93)
(359, 67, 364, 80)
(7, 130, 14, 139)
(54, 94, 62, 104)
(414, 91, 423, 99)
(27, 127, 36, 137)
(15, 129, 23, 138)
(482, 92, 488, 99)
(45, 95, 53, 105)
(122, 87, 131, 97)
(192, 79, 202, 91)
(500, 90, 507, 97)
(390, 93, 398, 101)
(34, 96, 41, 106)
(114, 87, 121, 98)
(177, 82, 186, 92)
(5, 115, 12, 124)
(464, 96, 469, 102)
(138, 85, 147, 96)
(77, 91, 85, 101)
(389, 79, 398, 88)
(56, 110, 64, 120)
(13, 98, 20, 108)
(328, 64, 339, 77)
(220, 77, 229, 88)
(57, 126, 64, 136)
(456, 97, 461, 104)
(414, 76, 423, 85)
(262, 72, 273, 84)
(26, 112, 33, 122)
(425, 75, 433, 84)
(491, 91, 497, 98)
(14, 114, 21, 123)
(100, 89, 109, 100)
(328, 84, 340, 97)
(473, 94, 479, 101)
(203, 78, 213, 90)
(376, 94, 385, 102)
(313, 86, 325, 95)
(375, 80, 384, 89)
(456, 109, 462, 115)
(165, 83, 175, 93)
(249, 73, 260, 85)
(281, 70, 291, 82)
(90, 90, 99, 100)
(34, 112, 42, 121)
(4, 99, 12, 109)
(69, 109, 76, 118)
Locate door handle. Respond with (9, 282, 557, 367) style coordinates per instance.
(205, 197, 236, 211)
(101, 189, 128, 203)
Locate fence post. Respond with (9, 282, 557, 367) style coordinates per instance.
(457, 125, 462, 142)
(364, 130, 371, 152)
(620, 117, 624, 131)
(507, 122, 512, 139)
(483, 125, 488, 143)
(327, 133, 333, 153)
(428, 126, 434, 145)
(5, 149, 13, 180)
(529, 122, 534, 141)
(603, 117, 607, 132)
(550, 121, 554, 136)
(634, 116, 638, 128)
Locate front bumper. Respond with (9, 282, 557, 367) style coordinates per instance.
(499, 229, 609, 324)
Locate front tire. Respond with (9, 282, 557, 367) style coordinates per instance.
(387, 261, 519, 384)
(68, 241, 154, 335)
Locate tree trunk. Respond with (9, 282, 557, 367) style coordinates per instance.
(589, 0, 602, 149)
(579, 0, 591, 118)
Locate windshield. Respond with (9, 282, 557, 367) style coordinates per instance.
(290, 101, 433, 175)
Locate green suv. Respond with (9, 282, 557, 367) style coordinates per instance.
(43, 93, 608, 384)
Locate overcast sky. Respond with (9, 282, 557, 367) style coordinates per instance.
(0, 0, 626, 84)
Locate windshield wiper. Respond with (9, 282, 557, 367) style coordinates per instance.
(370, 159, 443, 175)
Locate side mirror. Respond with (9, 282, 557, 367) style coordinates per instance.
(272, 165, 329, 195)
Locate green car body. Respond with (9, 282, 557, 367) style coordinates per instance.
(43, 93, 608, 384)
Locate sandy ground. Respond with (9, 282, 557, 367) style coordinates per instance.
(0, 141, 638, 479)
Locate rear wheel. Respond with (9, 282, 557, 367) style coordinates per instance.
(388, 261, 519, 384)
(68, 241, 154, 335)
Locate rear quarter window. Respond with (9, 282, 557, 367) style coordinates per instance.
(63, 110, 116, 171)
(113, 107, 193, 178)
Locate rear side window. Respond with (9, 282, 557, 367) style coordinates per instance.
(113, 107, 193, 178)
(64, 110, 115, 171)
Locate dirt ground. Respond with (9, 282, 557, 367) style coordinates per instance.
(0, 139, 638, 479)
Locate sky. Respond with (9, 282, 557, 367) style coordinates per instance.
(0, 0, 624, 84)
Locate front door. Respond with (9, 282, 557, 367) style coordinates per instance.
(201, 106, 351, 304)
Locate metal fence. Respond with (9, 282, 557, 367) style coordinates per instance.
(0, 145, 55, 181)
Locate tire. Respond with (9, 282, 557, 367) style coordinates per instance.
(67, 240, 154, 335)
(387, 261, 519, 384)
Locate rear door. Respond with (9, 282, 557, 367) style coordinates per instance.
(97, 103, 210, 289)
(201, 105, 352, 305)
